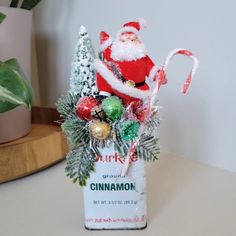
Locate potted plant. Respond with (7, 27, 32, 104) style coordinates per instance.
(0, 1, 41, 143)
(0, 0, 42, 78)
(0, 58, 33, 143)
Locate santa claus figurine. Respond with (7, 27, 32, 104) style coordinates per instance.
(94, 19, 167, 104)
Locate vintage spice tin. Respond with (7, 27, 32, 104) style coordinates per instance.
(83, 146, 147, 230)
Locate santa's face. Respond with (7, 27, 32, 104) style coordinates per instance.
(119, 32, 141, 44)
(111, 32, 147, 61)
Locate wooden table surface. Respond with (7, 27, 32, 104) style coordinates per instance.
(0, 153, 236, 236)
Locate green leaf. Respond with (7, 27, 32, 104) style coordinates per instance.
(21, 0, 42, 10)
(10, 0, 20, 8)
(0, 102, 18, 113)
(0, 85, 26, 105)
(0, 12, 6, 24)
(5, 59, 34, 107)
(0, 59, 34, 113)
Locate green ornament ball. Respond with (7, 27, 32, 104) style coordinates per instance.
(119, 120, 140, 142)
(102, 96, 124, 121)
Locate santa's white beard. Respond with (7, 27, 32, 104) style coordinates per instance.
(111, 41, 147, 61)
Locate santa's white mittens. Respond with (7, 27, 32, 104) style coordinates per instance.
(99, 91, 111, 97)
(99, 31, 112, 52)
(148, 66, 159, 82)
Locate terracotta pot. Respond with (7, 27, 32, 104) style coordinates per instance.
(0, 7, 32, 143)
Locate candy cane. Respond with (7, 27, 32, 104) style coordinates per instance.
(122, 48, 199, 176)
(121, 122, 146, 177)
(150, 48, 199, 108)
(120, 141, 137, 177)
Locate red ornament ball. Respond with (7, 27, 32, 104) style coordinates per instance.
(123, 100, 150, 122)
(136, 104, 150, 122)
(75, 96, 99, 121)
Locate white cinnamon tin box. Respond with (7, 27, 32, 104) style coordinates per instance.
(83, 146, 147, 230)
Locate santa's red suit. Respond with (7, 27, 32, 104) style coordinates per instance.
(94, 19, 166, 103)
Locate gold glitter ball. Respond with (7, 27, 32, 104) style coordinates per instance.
(90, 121, 111, 140)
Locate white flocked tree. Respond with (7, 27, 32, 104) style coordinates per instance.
(69, 25, 97, 97)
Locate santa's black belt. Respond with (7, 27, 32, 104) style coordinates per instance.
(134, 81, 146, 87)
(109, 62, 146, 88)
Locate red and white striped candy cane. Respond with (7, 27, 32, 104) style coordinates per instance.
(122, 49, 199, 177)
(150, 48, 199, 107)
(163, 48, 199, 93)
(120, 141, 137, 177)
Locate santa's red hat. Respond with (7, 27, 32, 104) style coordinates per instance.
(116, 18, 147, 40)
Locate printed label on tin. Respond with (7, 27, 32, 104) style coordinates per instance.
(83, 146, 147, 229)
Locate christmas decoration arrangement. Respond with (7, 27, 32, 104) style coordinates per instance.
(57, 19, 198, 186)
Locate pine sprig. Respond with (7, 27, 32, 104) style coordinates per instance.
(56, 92, 80, 119)
(65, 145, 97, 186)
(146, 116, 160, 130)
(145, 115, 160, 136)
(136, 135, 160, 161)
(61, 116, 89, 148)
(56, 92, 89, 148)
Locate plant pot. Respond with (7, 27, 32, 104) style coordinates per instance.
(0, 6, 32, 143)
(83, 146, 147, 230)
(0, 106, 31, 143)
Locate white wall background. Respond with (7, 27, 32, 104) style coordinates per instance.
(9, 0, 235, 172)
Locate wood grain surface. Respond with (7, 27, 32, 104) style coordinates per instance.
(0, 107, 68, 184)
